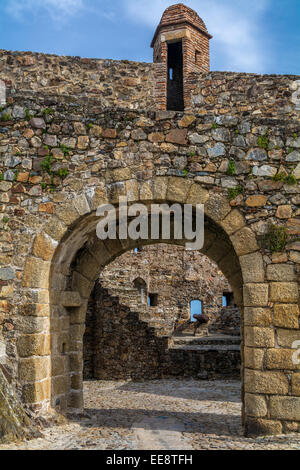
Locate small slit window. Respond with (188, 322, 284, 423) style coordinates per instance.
(195, 50, 202, 66)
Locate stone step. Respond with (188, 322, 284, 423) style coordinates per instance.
(172, 335, 241, 346)
(169, 344, 240, 352)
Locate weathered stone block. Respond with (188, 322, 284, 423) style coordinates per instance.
(67, 391, 83, 410)
(230, 227, 259, 256)
(270, 396, 300, 421)
(22, 379, 50, 403)
(244, 369, 289, 394)
(205, 193, 231, 222)
(245, 327, 274, 348)
(32, 232, 57, 261)
(186, 183, 209, 205)
(292, 373, 300, 396)
(166, 129, 187, 145)
(22, 257, 51, 289)
(269, 283, 298, 303)
(61, 292, 82, 308)
(244, 284, 269, 307)
(52, 376, 69, 396)
(51, 356, 67, 377)
(245, 195, 268, 207)
(267, 264, 296, 282)
(220, 209, 245, 235)
(244, 347, 265, 369)
(245, 393, 267, 417)
(240, 252, 264, 283)
(17, 334, 50, 357)
(266, 348, 299, 370)
(277, 329, 300, 348)
(19, 357, 50, 382)
(44, 217, 67, 241)
(245, 417, 282, 437)
(55, 203, 79, 226)
(167, 177, 191, 202)
(273, 304, 299, 329)
(153, 177, 169, 201)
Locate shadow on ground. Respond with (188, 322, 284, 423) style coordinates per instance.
(74, 408, 243, 437)
(114, 379, 242, 403)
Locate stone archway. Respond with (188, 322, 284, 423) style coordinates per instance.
(19, 176, 277, 436)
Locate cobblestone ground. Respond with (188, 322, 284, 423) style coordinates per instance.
(1, 379, 300, 450)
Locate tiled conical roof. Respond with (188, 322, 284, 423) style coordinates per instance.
(151, 3, 212, 47)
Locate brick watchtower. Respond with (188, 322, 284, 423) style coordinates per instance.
(151, 3, 212, 111)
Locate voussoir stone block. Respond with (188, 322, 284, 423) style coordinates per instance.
(139, 180, 153, 201)
(205, 193, 231, 222)
(220, 209, 245, 235)
(186, 183, 209, 205)
(167, 177, 191, 202)
(55, 203, 79, 227)
(230, 227, 259, 256)
(153, 177, 169, 200)
(44, 217, 68, 241)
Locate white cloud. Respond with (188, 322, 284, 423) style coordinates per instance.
(122, 0, 271, 73)
(6, 0, 85, 23)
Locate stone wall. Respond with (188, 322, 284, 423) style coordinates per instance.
(0, 43, 299, 435)
(0, 50, 156, 110)
(83, 244, 239, 380)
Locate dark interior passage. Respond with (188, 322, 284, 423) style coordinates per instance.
(167, 41, 184, 111)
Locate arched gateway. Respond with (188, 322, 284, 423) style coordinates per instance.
(0, 3, 299, 439)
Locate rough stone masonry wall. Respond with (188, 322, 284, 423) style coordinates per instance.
(0, 48, 299, 435)
(99, 244, 232, 326)
(0, 50, 156, 110)
(83, 244, 237, 380)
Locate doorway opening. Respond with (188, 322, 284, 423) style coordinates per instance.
(167, 41, 184, 111)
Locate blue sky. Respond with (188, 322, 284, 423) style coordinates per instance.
(0, 0, 299, 75)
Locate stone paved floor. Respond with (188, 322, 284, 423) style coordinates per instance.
(1, 379, 300, 450)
